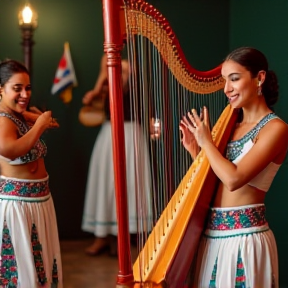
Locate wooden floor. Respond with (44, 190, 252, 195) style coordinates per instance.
(61, 238, 137, 288)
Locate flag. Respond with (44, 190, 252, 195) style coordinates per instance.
(51, 42, 77, 103)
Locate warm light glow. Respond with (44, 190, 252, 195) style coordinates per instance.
(18, 3, 38, 28)
(22, 6, 33, 24)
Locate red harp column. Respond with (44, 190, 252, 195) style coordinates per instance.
(102, 0, 134, 285)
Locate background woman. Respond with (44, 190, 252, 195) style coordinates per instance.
(81, 54, 151, 257)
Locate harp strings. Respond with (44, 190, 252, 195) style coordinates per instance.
(126, 33, 227, 258)
(123, 7, 228, 276)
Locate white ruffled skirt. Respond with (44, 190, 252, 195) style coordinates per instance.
(190, 204, 278, 288)
(0, 175, 62, 288)
(82, 121, 152, 237)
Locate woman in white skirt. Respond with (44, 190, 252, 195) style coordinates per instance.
(81, 55, 151, 256)
(0, 59, 62, 287)
(180, 47, 288, 288)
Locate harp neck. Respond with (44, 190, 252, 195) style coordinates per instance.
(124, 0, 224, 93)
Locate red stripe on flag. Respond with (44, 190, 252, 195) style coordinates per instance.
(59, 57, 67, 68)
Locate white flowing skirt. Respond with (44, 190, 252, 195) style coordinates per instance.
(191, 204, 278, 288)
(0, 175, 62, 288)
(82, 121, 152, 237)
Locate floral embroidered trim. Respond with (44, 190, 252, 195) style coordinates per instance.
(0, 112, 47, 163)
(31, 224, 47, 285)
(0, 221, 18, 287)
(0, 178, 49, 198)
(208, 250, 247, 288)
(235, 249, 246, 287)
(51, 259, 59, 288)
(207, 205, 266, 231)
(226, 113, 278, 161)
(209, 257, 218, 288)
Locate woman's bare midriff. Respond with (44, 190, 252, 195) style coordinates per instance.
(0, 158, 48, 179)
(212, 181, 266, 208)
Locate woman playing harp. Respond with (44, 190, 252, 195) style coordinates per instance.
(101, 0, 287, 287)
(180, 47, 288, 288)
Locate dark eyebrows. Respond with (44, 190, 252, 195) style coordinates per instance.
(7, 82, 31, 86)
(13, 84, 22, 88)
(222, 72, 240, 80)
(11, 83, 31, 90)
(228, 72, 240, 78)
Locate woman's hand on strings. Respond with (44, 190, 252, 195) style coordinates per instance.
(179, 121, 200, 159)
(179, 108, 205, 159)
(180, 106, 212, 153)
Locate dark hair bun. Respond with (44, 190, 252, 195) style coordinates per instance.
(263, 70, 278, 107)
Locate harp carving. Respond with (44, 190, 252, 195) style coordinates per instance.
(101, 0, 238, 287)
(124, 0, 224, 94)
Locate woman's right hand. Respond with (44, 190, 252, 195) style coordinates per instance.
(35, 111, 54, 132)
(179, 120, 200, 160)
(82, 90, 97, 105)
(179, 108, 210, 159)
(23, 109, 59, 129)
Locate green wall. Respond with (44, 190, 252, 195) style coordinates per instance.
(149, 0, 230, 70)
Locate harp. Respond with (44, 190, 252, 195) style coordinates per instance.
(101, 0, 238, 287)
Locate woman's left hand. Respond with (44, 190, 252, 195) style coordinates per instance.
(179, 121, 200, 159)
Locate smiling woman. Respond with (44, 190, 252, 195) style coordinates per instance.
(0, 59, 63, 288)
(180, 47, 288, 288)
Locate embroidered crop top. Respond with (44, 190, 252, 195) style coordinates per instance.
(0, 112, 47, 165)
(226, 113, 281, 192)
